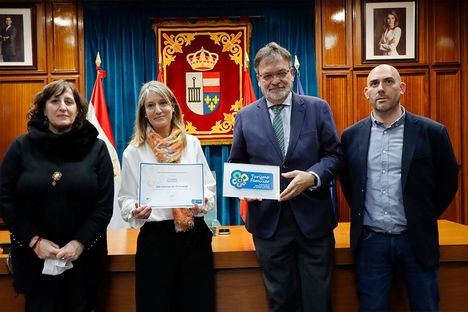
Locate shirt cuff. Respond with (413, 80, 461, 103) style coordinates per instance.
(308, 171, 321, 191)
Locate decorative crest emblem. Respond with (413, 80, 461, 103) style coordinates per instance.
(186, 72, 220, 115)
(186, 47, 219, 71)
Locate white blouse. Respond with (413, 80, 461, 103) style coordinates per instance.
(118, 134, 216, 228)
(379, 27, 402, 56)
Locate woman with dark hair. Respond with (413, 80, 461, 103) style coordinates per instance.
(0, 80, 114, 311)
(118, 80, 216, 312)
(378, 10, 402, 56)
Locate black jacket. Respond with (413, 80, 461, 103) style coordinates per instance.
(0, 118, 114, 292)
(340, 112, 459, 268)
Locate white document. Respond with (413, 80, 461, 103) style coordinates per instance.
(139, 163, 204, 208)
(223, 163, 280, 200)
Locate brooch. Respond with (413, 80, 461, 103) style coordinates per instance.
(51, 171, 62, 186)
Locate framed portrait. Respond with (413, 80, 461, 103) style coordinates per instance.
(363, 1, 417, 62)
(0, 6, 35, 68)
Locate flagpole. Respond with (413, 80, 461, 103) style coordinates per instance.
(95, 52, 102, 68)
(294, 55, 305, 95)
(294, 55, 300, 72)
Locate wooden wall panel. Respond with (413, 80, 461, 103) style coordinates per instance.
(322, 72, 352, 134)
(416, 1, 429, 65)
(352, 72, 370, 123)
(50, 2, 79, 73)
(431, 69, 461, 159)
(462, 0, 468, 224)
(0, 79, 47, 158)
(51, 75, 81, 88)
(399, 69, 429, 117)
(321, 0, 350, 68)
(322, 72, 353, 221)
(431, 0, 461, 64)
(431, 69, 462, 222)
(351, 0, 363, 67)
(35, 2, 48, 73)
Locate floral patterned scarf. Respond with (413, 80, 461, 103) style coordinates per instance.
(146, 126, 194, 232)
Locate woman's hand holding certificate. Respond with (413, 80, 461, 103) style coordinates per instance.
(132, 203, 152, 219)
(191, 198, 209, 215)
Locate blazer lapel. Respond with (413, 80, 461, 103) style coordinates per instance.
(257, 98, 284, 160)
(358, 118, 372, 187)
(401, 112, 419, 190)
(285, 93, 305, 160)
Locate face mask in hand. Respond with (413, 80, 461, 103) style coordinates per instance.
(42, 258, 74, 275)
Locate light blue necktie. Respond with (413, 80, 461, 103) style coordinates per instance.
(271, 104, 285, 156)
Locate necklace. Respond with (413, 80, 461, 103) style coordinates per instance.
(51, 171, 62, 186)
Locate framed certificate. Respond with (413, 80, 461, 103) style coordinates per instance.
(223, 163, 280, 200)
(139, 163, 204, 208)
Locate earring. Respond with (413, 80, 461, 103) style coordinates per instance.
(43, 115, 49, 126)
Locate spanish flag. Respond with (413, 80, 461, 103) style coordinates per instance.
(87, 53, 126, 228)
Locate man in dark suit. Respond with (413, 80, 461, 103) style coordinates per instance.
(341, 64, 459, 311)
(229, 42, 343, 312)
(0, 17, 17, 62)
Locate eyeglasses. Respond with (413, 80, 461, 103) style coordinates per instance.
(258, 69, 291, 82)
(145, 101, 172, 111)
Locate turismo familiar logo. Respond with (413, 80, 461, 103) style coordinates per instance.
(230, 170, 273, 190)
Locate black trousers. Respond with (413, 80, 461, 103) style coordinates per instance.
(253, 204, 335, 312)
(135, 217, 215, 312)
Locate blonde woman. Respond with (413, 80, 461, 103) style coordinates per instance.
(118, 81, 215, 312)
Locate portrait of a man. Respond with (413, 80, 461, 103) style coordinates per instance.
(0, 16, 18, 61)
(0, 8, 33, 66)
(0, 13, 27, 64)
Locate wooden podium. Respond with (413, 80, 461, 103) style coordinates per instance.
(1, 220, 468, 311)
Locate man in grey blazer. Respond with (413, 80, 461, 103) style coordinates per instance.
(341, 64, 459, 311)
(229, 42, 343, 312)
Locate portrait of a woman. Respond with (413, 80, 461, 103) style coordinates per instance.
(378, 9, 402, 56)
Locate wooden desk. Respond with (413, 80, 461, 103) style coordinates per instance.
(1, 220, 468, 311)
(0, 230, 9, 253)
